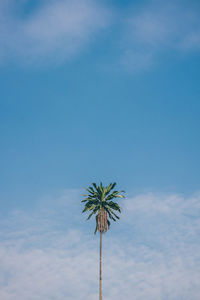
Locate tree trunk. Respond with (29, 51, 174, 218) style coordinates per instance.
(99, 231, 102, 300)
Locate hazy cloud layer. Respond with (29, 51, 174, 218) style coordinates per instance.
(0, 0, 110, 65)
(0, 0, 200, 68)
(0, 190, 200, 299)
(121, 0, 200, 70)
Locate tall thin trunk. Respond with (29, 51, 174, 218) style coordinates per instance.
(99, 231, 102, 300)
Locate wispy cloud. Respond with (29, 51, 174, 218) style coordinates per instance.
(0, 0, 200, 69)
(0, 0, 111, 65)
(121, 0, 200, 70)
(0, 189, 200, 299)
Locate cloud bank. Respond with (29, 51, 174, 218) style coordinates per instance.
(0, 0, 200, 69)
(121, 0, 200, 70)
(0, 190, 200, 300)
(0, 0, 110, 65)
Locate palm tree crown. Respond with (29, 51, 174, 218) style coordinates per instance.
(81, 182, 125, 233)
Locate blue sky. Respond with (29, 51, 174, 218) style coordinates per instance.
(0, 0, 200, 299)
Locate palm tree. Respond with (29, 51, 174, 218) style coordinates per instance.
(81, 182, 125, 300)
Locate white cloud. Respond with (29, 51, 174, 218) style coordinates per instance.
(121, 0, 200, 70)
(0, 0, 110, 65)
(0, 189, 200, 299)
(1, 0, 200, 69)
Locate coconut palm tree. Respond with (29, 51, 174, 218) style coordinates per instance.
(81, 182, 125, 300)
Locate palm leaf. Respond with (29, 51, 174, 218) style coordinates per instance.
(104, 205, 120, 219)
(94, 215, 98, 234)
(87, 207, 99, 220)
(106, 201, 121, 212)
(103, 206, 116, 221)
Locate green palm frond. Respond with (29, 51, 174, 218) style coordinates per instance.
(103, 206, 117, 221)
(107, 219, 111, 229)
(104, 206, 120, 219)
(106, 201, 121, 212)
(87, 206, 100, 220)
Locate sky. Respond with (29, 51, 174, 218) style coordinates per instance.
(0, 0, 200, 299)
